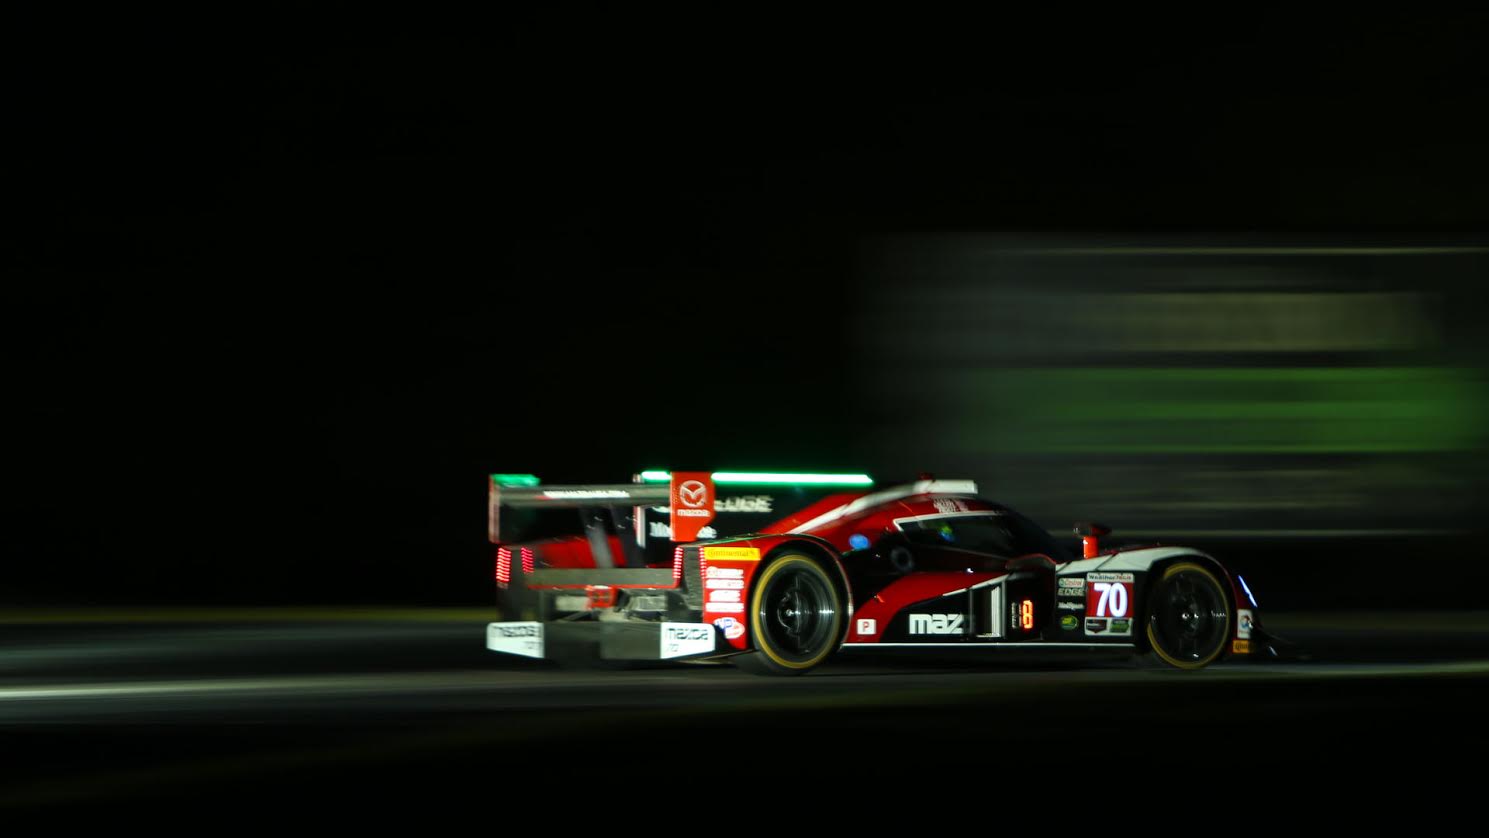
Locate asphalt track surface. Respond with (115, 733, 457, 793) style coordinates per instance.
(2, 610, 1487, 816)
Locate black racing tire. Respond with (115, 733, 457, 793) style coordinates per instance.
(1144, 561, 1232, 670)
(734, 554, 844, 676)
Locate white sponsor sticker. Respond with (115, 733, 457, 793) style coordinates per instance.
(715, 496, 773, 513)
(653, 520, 714, 538)
(660, 622, 716, 659)
(909, 614, 964, 635)
(486, 622, 544, 659)
(705, 578, 744, 590)
(706, 567, 744, 579)
(706, 603, 745, 614)
(1237, 609, 1254, 640)
(713, 617, 745, 640)
(707, 589, 742, 603)
(856, 618, 877, 636)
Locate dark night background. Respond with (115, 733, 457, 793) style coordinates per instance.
(10, 11, 1488, 606)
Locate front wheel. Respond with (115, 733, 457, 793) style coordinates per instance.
(735, 554, 843, 676)
(1144, 561, 1231, 670)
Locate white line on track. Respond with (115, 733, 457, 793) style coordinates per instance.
(3, 660, 1489, 705)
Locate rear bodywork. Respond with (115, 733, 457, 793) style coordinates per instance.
(484, 472, 1268, 667)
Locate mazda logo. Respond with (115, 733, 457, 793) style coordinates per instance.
(679, 480, 707, 507)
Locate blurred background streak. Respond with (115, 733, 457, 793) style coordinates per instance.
(855, 239, 1488, 605)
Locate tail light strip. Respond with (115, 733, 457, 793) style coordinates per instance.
(495, 547, 512, 588)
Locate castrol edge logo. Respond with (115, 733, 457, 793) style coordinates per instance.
(669, 472, 715, 541)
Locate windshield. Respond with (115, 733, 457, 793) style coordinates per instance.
(897, 511, 1072, 561)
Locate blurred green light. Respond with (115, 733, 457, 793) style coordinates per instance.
(491, 474, 541, 487)
(945, 366, 1485, 454)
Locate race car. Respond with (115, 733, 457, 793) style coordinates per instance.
(485, 470, 1271, 675)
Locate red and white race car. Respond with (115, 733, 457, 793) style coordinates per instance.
(486, 471, 1269, 674)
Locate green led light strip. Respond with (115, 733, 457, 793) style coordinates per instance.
(638, 471, 874, 486)
(490, 474, 541, 487)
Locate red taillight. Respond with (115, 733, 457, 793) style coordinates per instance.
(520, 546, 534, 575)
(672, 546, 684, 585)
(586, 586, 617, 608)
(496, 547, 512, 588)
(1020, 599, 1034, 631)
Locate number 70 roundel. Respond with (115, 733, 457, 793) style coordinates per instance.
(1084, 572, 1136, 636)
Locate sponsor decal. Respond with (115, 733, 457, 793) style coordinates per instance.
(489, 623, 539, 637)
(660, 622, 716, 659)
(1232, 639, 1251, 655)
(909, 613, 965, 635)
(1060, 615, 1079, 631)
(486, 622, 544, 659)
(678, 481, 708, 508)
(707, 589, 741, 603)
(1058, 601, 1083, 611)
(703, 546, 761, 561)
(669, 472, 715, 541)
(705, 603, 745, 614)
(651, 521, 716, 539)
(665, 625, 711, 641)
(1084, 615, 1131, 637)
(1087, 572, 1135, 621)
(1058, 577, 1085, 591)
(705, 566, 744, 579)
(715, 496, 773, 513)
(705, 578, 744, 590)
(713, 617, 745, 641)
(1237, 609, 1254, 640)
(856, 618, 877, 636)
(848, 534, 871, 550)
(542, 489, 631, 500)
(933, 498, 969, 513)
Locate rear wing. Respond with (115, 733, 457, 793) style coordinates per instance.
(488, 470, 877, 546)
(488, 474, 696, 544)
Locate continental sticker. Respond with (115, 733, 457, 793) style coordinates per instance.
(704, 546, 760, 561)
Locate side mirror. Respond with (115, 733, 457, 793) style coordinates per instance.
(1073, 521, 1112, 558)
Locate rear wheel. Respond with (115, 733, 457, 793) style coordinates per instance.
(1144, 561, 1231, 670)
(735, 554, 843, 676)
